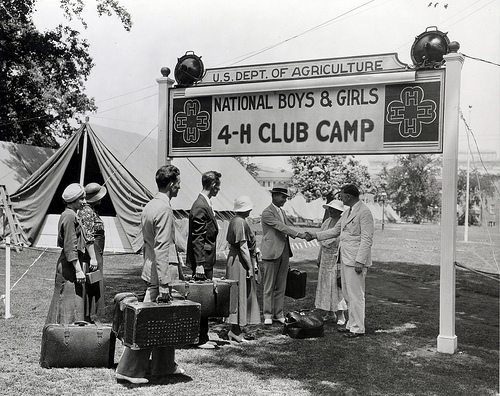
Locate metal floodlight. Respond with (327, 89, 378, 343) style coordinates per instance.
(174, 51, 204, 87)
(411, 26, 451, 69)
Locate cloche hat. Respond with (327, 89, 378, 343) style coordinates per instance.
(233, 195, 254, 213)
(269, 183, 290, 197)
(323, 199, 348, 212)
(62, 183, 85, 203)
(84, 182, 107, 203)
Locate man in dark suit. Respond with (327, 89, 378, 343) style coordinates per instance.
(261, 183, 306, 325)
(187, 170, 221, 349)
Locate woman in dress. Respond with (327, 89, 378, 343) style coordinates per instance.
(225, 195, 261, 342)
(78, 182, 107, 322)
(315, 199, 348, 324)
(45, 183, 89, 324)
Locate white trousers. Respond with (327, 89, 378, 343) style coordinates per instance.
(341, 264, 367, 334)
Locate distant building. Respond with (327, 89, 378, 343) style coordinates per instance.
(254, 165, 292, 189)
(457, 151, 500, 175)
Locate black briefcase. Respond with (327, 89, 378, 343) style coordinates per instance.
(285, 268, 307, 299)
(40, 321, 115, 368)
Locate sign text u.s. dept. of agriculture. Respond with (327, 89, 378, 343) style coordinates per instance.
(199, 53, 408, 85)
(168, 65, 444, 157)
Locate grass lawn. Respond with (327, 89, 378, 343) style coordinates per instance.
(0, 223, 498, 395)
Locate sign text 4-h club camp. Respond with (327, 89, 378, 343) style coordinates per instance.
(168, 54, 444, 157)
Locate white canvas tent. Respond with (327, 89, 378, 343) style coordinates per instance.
(10, 123, 271, 253)
(283, 193, 326, 224)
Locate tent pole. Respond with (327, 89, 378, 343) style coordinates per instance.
(79, 126, 88, 185)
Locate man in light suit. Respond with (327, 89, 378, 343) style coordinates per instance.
(308, 184, 374, 338)
(261, 183, 306, 325)
(116, 165, 184, 384)
(187, 170, 221, 349)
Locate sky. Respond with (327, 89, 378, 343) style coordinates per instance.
(32, 0, 500, 172)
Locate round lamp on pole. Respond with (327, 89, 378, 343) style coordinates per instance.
(174, 51, 204, 87)
(411, 26, 451, 69)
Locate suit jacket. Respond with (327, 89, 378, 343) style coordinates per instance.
(317, 200, 374, 267)
(187, 194, 219, 272)
(261, 204, 298, 260)
(141, 193, 179, 286)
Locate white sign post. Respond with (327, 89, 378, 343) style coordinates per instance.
(437, 52, 464, 354)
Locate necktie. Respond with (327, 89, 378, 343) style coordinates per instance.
(279, 208, 285, 223)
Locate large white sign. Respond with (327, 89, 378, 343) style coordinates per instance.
(168, 69, 444, 157)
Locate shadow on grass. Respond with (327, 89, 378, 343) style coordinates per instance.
(101, 254, 499, 396)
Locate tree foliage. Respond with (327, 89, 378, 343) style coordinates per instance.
(457, 169, 498, 225)
(457, 169, 496, 208)
(289, 155, 372, 201)
(235, 157, 259, 178)
(0, 0, 131, 147)
(380, 154, 441, 223)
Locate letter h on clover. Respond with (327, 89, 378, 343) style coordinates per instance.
(386, 86, 437, 138)
(174, 99, 211, 144)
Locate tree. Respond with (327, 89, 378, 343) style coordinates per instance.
(0, 0, 131, 147)
(235, 157, 259, 178)
(457, 169, 497, 225)
(289, 155, 372, 201)
(381, 154, 441, 224)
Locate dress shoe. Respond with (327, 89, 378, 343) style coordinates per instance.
(264, 318, 273, 325)
(116, 373, 149, 384)
(197, 342, 216, 349)
(344, 332, 364, 338)
(228, 330, 250, 343)
(273, 317, 286, 324)
(337, 327, 350, 333)
(173, 366, 185, 375)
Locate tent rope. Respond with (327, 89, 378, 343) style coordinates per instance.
(455, 261, 499, 281)
(9, 248, 48, 292)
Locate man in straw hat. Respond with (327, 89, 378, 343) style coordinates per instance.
(308, 184, 374, 338)
(260, 183, 307, 326)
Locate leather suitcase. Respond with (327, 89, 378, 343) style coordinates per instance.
(112, 292, 139, 340)
(40, 321, 115, 368)
(121, 299, 201, 349)
(285, 268, 307, 299)
(171, 278, 238, 318)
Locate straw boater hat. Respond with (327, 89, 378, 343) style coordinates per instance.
(233, 195, 254, 213)
(323, 199, 348, 212)
(62, 183, 85, 203)
(269, 183, 290, 197)
(84, 183, 107, 203)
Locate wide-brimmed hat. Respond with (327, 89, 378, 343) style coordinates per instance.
(233, 195, 254, 212)
(269, 183, 290, 197)
(323, 199, 348, 212)
(84, 182, 107, 203)
(62, 183, 85, 203)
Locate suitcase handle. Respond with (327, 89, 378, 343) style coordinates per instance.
(73, 321, 90, 326)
